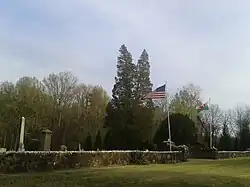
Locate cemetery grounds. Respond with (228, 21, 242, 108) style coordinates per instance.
(1, 157, 250, 187)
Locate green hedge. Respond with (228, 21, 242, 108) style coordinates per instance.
(0, 150, 187, 173)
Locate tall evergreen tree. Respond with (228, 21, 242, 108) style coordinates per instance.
(105, 45, 137, 149)
(94, 130, 102, 150)
(135, 49, 153, 101)
(84, 133, 92, 150)
(134, 49, 155, 144)
(219, 121, 232, 150)
(112, 44, 136, 105)
(238, 117, 250, 150)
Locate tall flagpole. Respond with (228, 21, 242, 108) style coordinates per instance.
(208, 97, 212, 148)
(165, 81, 172, 151)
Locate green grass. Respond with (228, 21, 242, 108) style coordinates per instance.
(1, 158, 250, 187)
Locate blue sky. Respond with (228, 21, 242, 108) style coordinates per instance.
(1, 0, 250, 109)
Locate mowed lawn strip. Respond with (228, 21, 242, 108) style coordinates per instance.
(1, 158, 250, 187)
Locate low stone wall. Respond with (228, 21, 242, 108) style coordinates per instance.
(0, 150, 187, 173)
(190, 150, 250, 159)
(190, 150, 217, 159)
(216, 151, 250, 159)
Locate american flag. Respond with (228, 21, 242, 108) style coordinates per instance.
(145, 84, 166, 99)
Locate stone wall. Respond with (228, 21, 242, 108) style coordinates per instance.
(191, 150, 250, 159)
(216, 151, 250, 159)
(0, 150, 187, 173)
(190, 150, 217, 159)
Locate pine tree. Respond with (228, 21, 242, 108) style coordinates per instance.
(238, 117, 250, 150)
(94, 130, 102, 150)
(84, 133, 92, 150)
(105, 44, 137, 149)
(133, 49, 155, 146)
(219, 121, 232, 150)
(135, 49, 153, 101)
(112, 44, 136, 105)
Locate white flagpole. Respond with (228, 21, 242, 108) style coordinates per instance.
(208, 97, 212, 148)
(165, 81, 172, 151)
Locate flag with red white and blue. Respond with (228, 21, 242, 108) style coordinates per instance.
(145, 84, 166, 99)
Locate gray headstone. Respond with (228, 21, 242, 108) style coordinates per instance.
(40, 129, 52, 151)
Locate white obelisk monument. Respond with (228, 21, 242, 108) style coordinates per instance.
(18, 117, 25, 151)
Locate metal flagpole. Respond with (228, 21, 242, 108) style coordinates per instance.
(208, 97, 212, 148)
(167, 104, 172, 151)
(165, 81, 172, 151)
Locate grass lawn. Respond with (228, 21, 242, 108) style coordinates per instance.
(1, 158, 250, 187)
